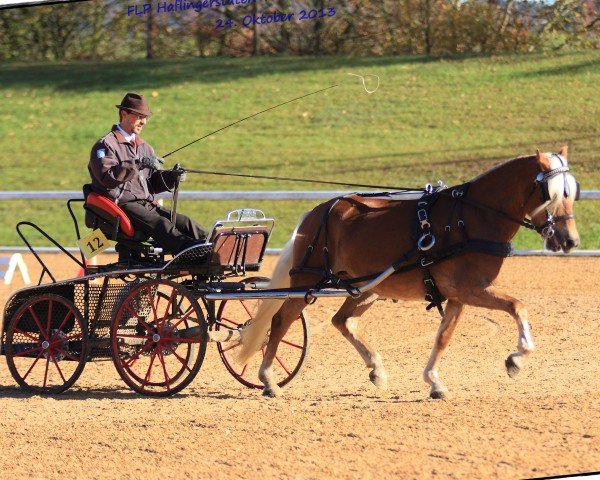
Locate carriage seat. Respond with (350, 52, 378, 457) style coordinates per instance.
(83, 186, 148, 242)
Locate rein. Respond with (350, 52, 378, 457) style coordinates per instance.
(181, 168, 426, 191)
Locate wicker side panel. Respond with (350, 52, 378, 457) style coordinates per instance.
(75, 281, 135, 359)
(2, 284, 76, 349)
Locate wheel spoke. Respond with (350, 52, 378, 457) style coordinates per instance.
(161, 288, 177, 321)
(55, 310, 73, 335)
(280, 338, 304, 350)
(221, 342, 241, 353)
(275, 355, 292, 375)
(50, 352, 67, 383)
(124, 341, 154, 368)
(163, 305, 195, 334)
(49, 333, 81, 346)
(14, 328, 39, 342)
(240, 300, 254, 318)
(28, 306, 48, 341)
(160, 336, 201, 344)
(146, 285, 158, 322)
(21, 350, 44, 380)
(157, 349, 171, 391)
(164, 344, 193, 373)
(141, 351, 158, 388)
(57, 350, 83, 362)
(13, 345, 44, 358)
(46, 299, 53, 336)
(43, 355, 50, 388)
(123, 304, 152, 333)
(219, 316, 241, 327)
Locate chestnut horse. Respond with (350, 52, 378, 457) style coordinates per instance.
(239, 148, 580, 398)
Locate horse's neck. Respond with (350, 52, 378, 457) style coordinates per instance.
(466, 156, 539, 240)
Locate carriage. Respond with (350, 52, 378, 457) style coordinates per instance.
(1, 191, 310, 396)
(1, 149, 582, 399)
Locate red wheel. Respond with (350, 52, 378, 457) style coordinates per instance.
(110, 279, 207, 397)
(216, 277, 310, 389)
(5, 294, 88, 394)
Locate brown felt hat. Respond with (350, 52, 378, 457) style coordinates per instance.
(115, 92, 152, 116)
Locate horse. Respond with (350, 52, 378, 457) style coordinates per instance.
(238, 148, 581, 398)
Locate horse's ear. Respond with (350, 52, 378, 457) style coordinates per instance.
(536, 149, 552, 171)
(559, 145, 568, 158)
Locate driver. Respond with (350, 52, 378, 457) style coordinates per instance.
(87, 92, 207, 254)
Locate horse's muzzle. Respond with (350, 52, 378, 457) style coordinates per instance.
(562, 237, 579, 253)
(546, 235, 579, 253)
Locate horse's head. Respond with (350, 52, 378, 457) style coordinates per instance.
(525, 147, 580, 253)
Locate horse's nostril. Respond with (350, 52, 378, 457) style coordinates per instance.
(565, 239, 576, 250)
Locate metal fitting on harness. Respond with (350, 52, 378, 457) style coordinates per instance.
(542, 225, 555, 239)
(420, 256, 434, 267)
(418, 233, 436, 252)
(417, 209, 430, 230)
(304, 290, 317, 305)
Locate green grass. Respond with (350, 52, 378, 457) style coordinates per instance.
(0, 51, 599, 249)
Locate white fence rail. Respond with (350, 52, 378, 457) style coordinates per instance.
(1, 190, 600, 200)
(1, 190, 599, 256)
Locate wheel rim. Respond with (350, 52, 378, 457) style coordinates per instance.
(6, 295, 87, 394)
(111, 280, 207, 396)
(216, 278, 309, 389)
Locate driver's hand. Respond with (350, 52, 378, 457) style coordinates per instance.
(139, 156, 164, 170)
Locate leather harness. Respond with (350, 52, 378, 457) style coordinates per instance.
(289, 168, 577, 317)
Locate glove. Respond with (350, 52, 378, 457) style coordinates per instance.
(172, 164, 186, 182)
(139, 156, 164, 170)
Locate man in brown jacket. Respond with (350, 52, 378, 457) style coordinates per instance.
(88, 92, 206, 254)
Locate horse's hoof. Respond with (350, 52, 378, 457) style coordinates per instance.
(430, 389, 450, 400)
(505, 355, 522, 378)
(262, 385, 282, 398)
(369, 369, 388, 390)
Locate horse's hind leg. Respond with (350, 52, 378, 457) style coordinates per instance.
(423, 300, 465, 399)
(259, 298, 307, 398)
(331, 293, 388, 389)
(463, 287, 534, 378)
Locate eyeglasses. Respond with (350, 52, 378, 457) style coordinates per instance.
(124, 110, 150, 122)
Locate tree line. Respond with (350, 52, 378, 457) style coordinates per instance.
(0, 0, 598, 61)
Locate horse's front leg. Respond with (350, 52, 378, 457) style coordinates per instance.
(331, 293, 387, 389)
(463, 286, 535, 378)
(423, 300, 464, 399)
(258, 299, 306, 397)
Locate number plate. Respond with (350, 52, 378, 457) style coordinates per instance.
(77, 229, 110, 259)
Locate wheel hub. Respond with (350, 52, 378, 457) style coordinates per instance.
(42, 330, 67, 361)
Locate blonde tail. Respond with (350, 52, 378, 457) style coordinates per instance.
(237, 236, 297, 364)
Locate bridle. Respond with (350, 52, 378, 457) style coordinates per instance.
(522, 155, 580, 240)
(434, 153, 580, 244)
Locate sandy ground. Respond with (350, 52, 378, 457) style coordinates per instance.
(0, 253, 598, 479)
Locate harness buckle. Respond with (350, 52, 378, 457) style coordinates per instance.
(418, 233, 436, 252)
(451, 189, 463, 198)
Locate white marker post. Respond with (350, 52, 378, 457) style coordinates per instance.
(0, 253, 31, 285)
